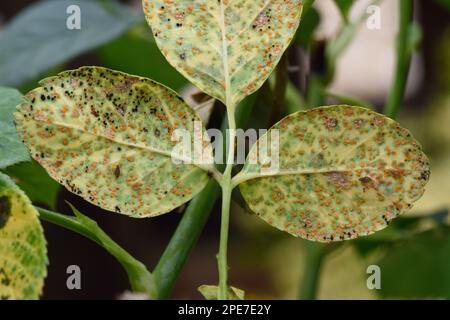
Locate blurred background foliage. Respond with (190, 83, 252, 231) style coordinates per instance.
(1, 0, 450, 299)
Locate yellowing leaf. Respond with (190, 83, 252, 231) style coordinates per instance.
(0, 172, 47, 300)
(198, 285, 245, 300)
(143, 0, 303, 107)
(237, 106, 430, 242)
(15, 67, 214, 218)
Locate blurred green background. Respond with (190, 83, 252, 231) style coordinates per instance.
(1, 0, 450, 299)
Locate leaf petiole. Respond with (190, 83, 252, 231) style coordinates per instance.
(37, 205, 155, 298)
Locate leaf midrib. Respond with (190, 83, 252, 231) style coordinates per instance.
(236, 166, 423, 186)
(29, 118, 213, 173)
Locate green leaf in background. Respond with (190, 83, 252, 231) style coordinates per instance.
(98, 23, 188, 92)
(0, 87, 30, 168)
(377, 226, 450, 299)
(15, 67, 214, 218)
(143, 0, 303, 107)
(434, 0, 450, 10)
(3, 161, 60, 210)
(295, 6, 320, 47)
(237, 106, 430, 242)
(198, 285, 245, 300)
(335, 0, 354, 20)
(0, 172, 47, 300)
(0, 0, 138, 87)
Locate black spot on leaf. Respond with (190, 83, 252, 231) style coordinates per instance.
(0, 196, 12, 229)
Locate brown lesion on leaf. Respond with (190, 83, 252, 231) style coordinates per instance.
(0, 196, 12, 229)
(324, 117, 338, 129)
(271, 187, 285, 201)
(114, 165, 121, 179)
(328, 172, 351, 190)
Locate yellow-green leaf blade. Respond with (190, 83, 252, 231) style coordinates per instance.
(143, 0, 303, 106)
(238, 106, 430, 242)
(14, 67, 213, 218)
(0, 172, 47, 300)
(198, 285, 245, 300)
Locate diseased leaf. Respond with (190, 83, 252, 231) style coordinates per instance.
(143, 0, 303, 106)
(14, 67, 214, 218)
(0, 172, 47, 300)
(198, 285, 245, 300)
(0, 0, 138, 87)
(0, 87, 30, 168)
(3, 161, 60, 209)
(237, 106, 430, 242)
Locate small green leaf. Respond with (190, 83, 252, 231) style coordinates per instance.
(0, 172, 47, 300)
(15, 67, 214, 218)
(0, 87, 30, 168)
(198, 285, 245, 300)
(0, 0, 138, 87)
(237, 106, 430, 242)
(143, 0, 303, 106)
(3, 161, 60, 210)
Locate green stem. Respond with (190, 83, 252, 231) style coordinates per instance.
(152, 95, 257, 299)
(153, 180, 220, 299)
(299, 242, 324, 299)
(217, 103, 236, 300)
(218, 183, 232, 299)
(384, 0, 414, 119)
(37, 207, 155, 297)
(38, 207, 99, 244)
(306, 75, 326, 108)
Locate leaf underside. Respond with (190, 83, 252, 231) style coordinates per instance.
(15, 67, 213, 218)
(0, 172, 47, 300)
(198, 285, 245, 300)
(143, 0, 303, 106)
(239, 106, 430, 242)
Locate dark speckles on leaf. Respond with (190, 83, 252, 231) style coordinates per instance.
(15, 66, 213, 218)
(420, 170, 430, 181)
(0, 268, 10, 286)
(114, 166, 121, 179)
(0, 196, 11, 229)
(90, 106, 99, 117)
(359, 176, 372, 184)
